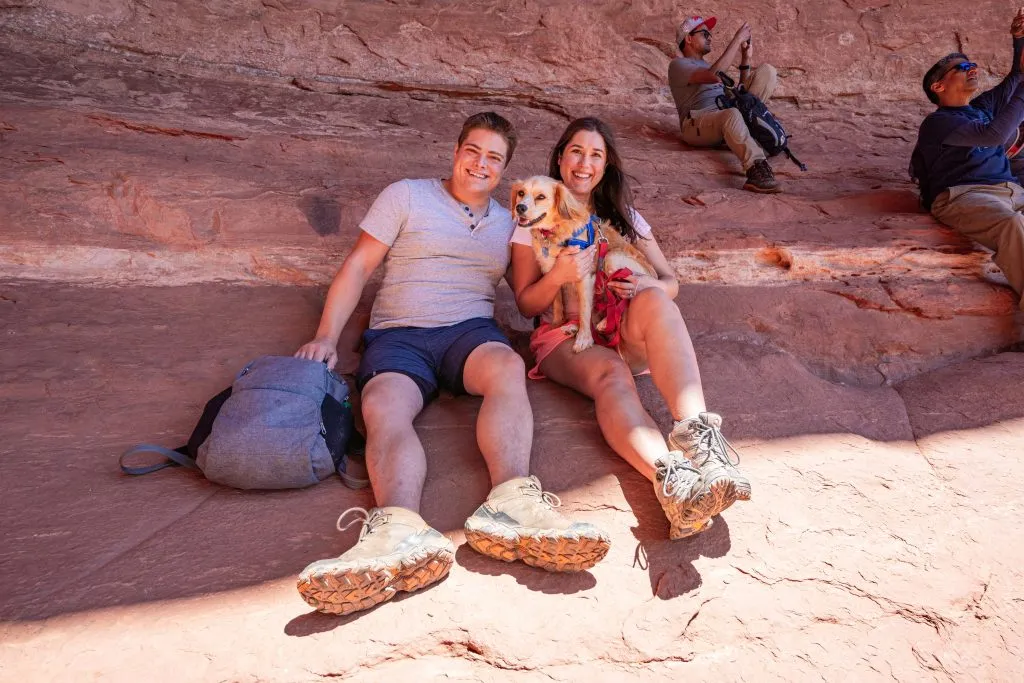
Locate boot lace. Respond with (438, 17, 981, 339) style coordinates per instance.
(661, 455, 702, 499)
(335, 507, 389, 541)
(519, 481, 562, 509)
(691, 421, 742, 469)
(750, 160, 774, 184)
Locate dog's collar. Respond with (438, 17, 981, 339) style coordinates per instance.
(560, 216, 598, 250)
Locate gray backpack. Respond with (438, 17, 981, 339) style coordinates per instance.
(120, 356, 354, 489)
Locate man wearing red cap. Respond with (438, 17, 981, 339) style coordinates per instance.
(669, 15, 781, 193)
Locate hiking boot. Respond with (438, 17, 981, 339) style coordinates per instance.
(654, 451, 718, 539)
(464, 475, 610, 572)
(743, 159, 781, 194)
(297, 506, 454, 616)
(669, 412, 751, 517)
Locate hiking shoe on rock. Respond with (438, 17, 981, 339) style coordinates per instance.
(743, 159, 781, 194)
(654, 451, 717, 539)
(464, 475, 610, 572)
(297, 506, 454, 616)
(669, 412, 751, 517)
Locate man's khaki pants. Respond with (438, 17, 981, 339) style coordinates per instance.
(931, 182, 1024, 308)
(681, 64, 778, 171)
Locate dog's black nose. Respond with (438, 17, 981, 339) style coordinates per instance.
(515, 203, 527, 215)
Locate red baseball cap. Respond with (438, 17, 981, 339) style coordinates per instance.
(676, 15, 717, 45)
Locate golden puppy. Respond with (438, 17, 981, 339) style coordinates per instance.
(511, 175, 655, 353)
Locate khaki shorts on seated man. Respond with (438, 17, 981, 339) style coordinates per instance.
(910, 12, 1024, 311)
(669, 14, 781, 193)
(293, 112, 610, 616)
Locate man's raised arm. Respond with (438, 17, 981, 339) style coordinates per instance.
(688, 22, 752, 84)
(947, 81, 1024, 147)
(972, 9, 1024, 113)
(1013, 8, 1024, 74)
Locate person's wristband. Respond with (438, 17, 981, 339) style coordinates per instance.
(738, 65, 751, 71)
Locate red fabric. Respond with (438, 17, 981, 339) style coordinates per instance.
(593, 243, 633, 348)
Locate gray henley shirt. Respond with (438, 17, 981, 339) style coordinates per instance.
(360, 178, 515, 330)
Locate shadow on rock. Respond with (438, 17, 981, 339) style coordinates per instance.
(616, 471, 732, 600)
(285, 609, 356, 637)
(284, 573, 454, 636)
(453, 543, 597, 594)
(299, 195, 341, 236)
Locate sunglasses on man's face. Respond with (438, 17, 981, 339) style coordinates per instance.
(690, 29, 711, 39)
(950, 61, 978, 74)
(937, 61, 978, 81)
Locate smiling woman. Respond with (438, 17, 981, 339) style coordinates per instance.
(508, 116, 753, 541)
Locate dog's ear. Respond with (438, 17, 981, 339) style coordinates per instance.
(555, 181, 587, 222)
(510, 180, 524, 210)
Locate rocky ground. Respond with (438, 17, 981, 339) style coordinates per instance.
(2, 3, 1024, 681)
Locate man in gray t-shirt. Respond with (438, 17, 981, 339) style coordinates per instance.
(669, 14, 782, 193)
(292, 112, 610, 617)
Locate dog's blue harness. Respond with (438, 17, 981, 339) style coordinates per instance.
(561, 216, 598, 249)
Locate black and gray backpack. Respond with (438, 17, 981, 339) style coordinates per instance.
(716, 71, 807, 172)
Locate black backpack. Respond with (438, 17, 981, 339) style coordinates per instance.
(715, 71, 807, 172)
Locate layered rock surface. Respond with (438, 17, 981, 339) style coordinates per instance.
(2, 2, 1024, 681)
(1, 282, 1022, 681)
(1, 0, 1020, 103)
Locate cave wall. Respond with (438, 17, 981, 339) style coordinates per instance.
(1, 0, 1020, 104)
(3, 0, 1023, 385)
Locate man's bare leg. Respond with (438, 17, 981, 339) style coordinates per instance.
(461, 342, 531, 486)
(461, 341, 610, 571)
(297, 372, 454, 615)
(360, 372, 427, 511)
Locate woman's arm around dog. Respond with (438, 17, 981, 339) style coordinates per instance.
(510, 243, 595, 318)
(604, 235, 679, 301)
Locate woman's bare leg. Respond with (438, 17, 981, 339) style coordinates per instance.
(539, 341, 665, 482)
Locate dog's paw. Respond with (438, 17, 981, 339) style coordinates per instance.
(560, 323, 579, 336)
(594, 318, 608, 333)
(572, 334, 595, 353)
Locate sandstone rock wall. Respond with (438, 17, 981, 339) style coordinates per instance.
(1, 0, 1020, 104)
(2, 1, 1023, 388)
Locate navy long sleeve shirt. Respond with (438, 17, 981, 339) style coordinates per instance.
(910, 37, 1024, 209)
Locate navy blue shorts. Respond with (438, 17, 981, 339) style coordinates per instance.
(356, 317, 511, 403)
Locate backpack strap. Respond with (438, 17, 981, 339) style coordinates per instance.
(784, 147, 808, 172)
(119, 385, 233, 477)
(186, 386, 233, 456)
(119, 444, 198, 475)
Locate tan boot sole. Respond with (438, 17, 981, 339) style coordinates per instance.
(742, 181, 782, 194)
(465, 528, 610, 572)
(297, 543, 454, 616)
(708, 478, 739, 517)
(669, 515, 714, 540)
